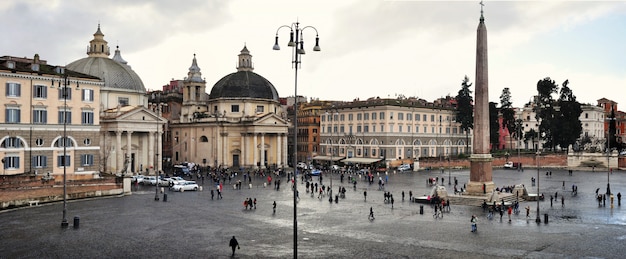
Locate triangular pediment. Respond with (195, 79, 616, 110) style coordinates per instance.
(103, 106, 166, 123)
(253, 113, 288, 126)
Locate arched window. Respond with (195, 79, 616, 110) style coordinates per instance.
(200, 136, 208, 142)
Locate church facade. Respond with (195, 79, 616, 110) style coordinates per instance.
(169, 47, 289, 170)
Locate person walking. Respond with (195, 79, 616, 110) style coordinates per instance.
(364, 190, 367, 202)
(471, 215, 478, 232)
(272, 201, 276, 214)
(229, 236, 239, 256)
(507, 206, 512, 223)
(561, 196, 565, 207)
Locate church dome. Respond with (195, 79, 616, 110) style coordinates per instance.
(209, 71, 279, 101)
(208, 46, 279, 101)
(66, 25, 146, 93)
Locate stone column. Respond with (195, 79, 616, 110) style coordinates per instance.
(260, 133, 266, 168)
(148, 131, 154, 175)
(116, 131, 122, 174)
(157, 128, 162, 173)
(253, 133, 258, 169)
(467, 11, 494, 196)
(241, 133, 246, 168)
(126, 131, 133, 174)
(283, 134, 288, 167)
(277, 133, 282, 167)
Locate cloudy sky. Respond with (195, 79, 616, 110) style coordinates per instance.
(2, 0, 625, 109)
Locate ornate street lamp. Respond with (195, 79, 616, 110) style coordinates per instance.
(58, 71, 78, 228)
(273, 21, 321, 259)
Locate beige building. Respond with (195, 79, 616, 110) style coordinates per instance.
(169, 46, 289, 170)
(319, 97, 469, 167)
(1, 55, 103, 176)
(67, 25, 166, 175)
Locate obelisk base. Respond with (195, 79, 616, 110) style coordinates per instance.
(466, 154, 495, 196)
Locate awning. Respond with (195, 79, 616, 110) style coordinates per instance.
(312, 156, 343, 161)
(341, 157, 382, 164)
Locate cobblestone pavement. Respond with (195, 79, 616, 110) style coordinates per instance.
(1, 168, 624, 258)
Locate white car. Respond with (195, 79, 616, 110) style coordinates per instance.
(166, 176, 186, 186)
(131, 175, 145, 184)
(170, 181, 199, 192)
(141, 176, 156, 185)
(504, 162, 514, 169)
(398, 164, 411, 171)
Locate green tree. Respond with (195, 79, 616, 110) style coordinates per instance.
(500, 87, 516, 150)
(455, 75, 474, 154)
(514, 118, 524, 149)
(555, 80, 582, 150)
(535, 77, 558, 151)
(489, 102, 500, 150)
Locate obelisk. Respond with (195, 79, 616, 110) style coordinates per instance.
(467, 1, 495, 196)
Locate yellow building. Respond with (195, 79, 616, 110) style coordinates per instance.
(170, 46, 289, 170)
(1, 55, 103, 176)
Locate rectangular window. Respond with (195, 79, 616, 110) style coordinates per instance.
(81, 154, 94, 166)
(372, 112, 377, 120)
(59, 110, 72, 124)
(431, 115, 435, 122)
(416, 114, 420, 121)
(446, 127, 450, 134)
(399, 125, 403, 132)
(380, 112, 385, 120)
(357, 125, 362, 133)
(82, 111, 94, 125)
(381, 125, 384, 132)
(348, 114, 353, 121)
(357, 113, 362, 121)
(398, 113, 404, 120)
(58, 87, 72, 100)
(364, 125, 369, 132)
(407, 113, 412, 121)
(231, 105, 239, 112)
(390, 112, 394, 120)
(256, 105, 264, 113)
(3, 156, 20, 169)
(118, 97, 129, 106)
(6, 82, 21, 97)
(33, 85, 48, 98)
(423, 114, 427, 121)
(57, 155, 71, 167)
(338, 114, 343, 121)
(407, 126, 411, 133)
(33, 109, 47, 124)
(5, 107, 21, 123)
(82, 89, 94, 102)
(416, 126, 419, 133)
(32, 155, 47, 168)
(363, 113, 369, 120)
(432, 127, 435, 133)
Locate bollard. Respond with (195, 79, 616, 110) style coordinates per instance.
(419, 205, 424, 215)
(73, 216, 80, 229)
(544, 213, 548, 224)
(163, 193, 168, 202)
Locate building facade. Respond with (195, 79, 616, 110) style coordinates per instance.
(169, 47, 289, 170)
(319, 97, 469, 167)
(67, 25, 166, 175)
(1, 55, 103, 176)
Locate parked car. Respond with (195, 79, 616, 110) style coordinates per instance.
(170, 181, 199, 192)
(398, 164, 411, 171)
(166, 176, 186, 186)
(131, 175, 145, 184)
(297, 162, 308, 169)
(141, 176, 156, 185)
(504, 162, 514, 169)
(331, 165, 340, 171)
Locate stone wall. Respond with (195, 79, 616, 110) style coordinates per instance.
(417, 154, 568, 170)
(0, 175, 123, 210)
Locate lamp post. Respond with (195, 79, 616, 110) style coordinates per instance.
(325, 110, 337, 189)
(154, 93, 161, 201)
(606, 114, 616, 196)
(59, 72, 77, 228)
(273, 21, 321, 259)
(516, 118, 522, 171)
